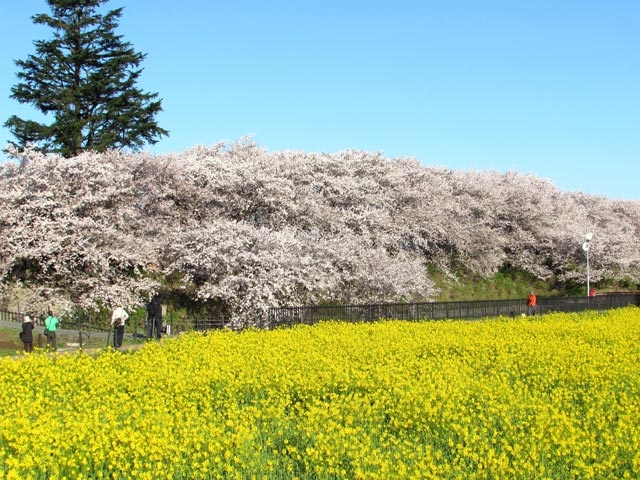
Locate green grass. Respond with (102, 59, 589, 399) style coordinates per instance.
(431, 267, 556, 302)
(0, 324, 146, 356)
(431, 263, 638, 301)
(0, 327, 23, 356)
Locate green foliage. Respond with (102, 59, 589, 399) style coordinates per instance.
(121, 308, 148, 334)
(433, 264, 638, 302)
(432, 265, 558, 302)
(619, 276, 640, 290)
(591, 275, 640, 294)
(4, 0, 168, 157)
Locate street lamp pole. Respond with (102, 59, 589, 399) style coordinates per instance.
(582, 232, 593, 297)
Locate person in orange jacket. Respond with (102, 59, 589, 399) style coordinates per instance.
(526, 291, 537, 316)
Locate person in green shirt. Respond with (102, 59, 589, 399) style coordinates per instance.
(44, 310, 60, 351)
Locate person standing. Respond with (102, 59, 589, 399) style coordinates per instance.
(20, 315, 35, 352)
(44, 310, 60, 351)
(526, 291, 537, 316)
(111, 307, 129, 349)
(146, 294, 162, 340)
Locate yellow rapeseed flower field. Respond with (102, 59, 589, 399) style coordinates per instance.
(0, 307, 639, 479)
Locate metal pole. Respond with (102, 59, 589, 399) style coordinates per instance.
(586, 247, 590, 298)
(583, 232, 593, 298)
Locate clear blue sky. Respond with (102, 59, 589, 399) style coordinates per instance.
(2, 1, 639, 200)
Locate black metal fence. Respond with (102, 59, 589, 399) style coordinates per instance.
(265, 292, 640, 330)
(2, 293, 638, 334)
(169, 317, 232, 334)
(0, 309, 23, 324)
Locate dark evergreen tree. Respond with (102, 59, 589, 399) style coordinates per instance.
(4, 0, 168, 158)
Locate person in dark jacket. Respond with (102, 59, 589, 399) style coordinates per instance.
(146, 294, 162, 340)
(20, 315, 34, 352)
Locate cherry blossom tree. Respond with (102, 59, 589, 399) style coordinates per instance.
(1, 140, 638, 323)
(0, 147, 160, 314)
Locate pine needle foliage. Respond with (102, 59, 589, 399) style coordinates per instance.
(4, 0, 168, 158)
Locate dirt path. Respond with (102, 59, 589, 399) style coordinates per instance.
(1, 319, 151, 357)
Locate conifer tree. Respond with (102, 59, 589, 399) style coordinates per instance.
(4, 0, 168, 158)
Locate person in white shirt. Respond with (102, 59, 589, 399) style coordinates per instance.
(111, 307, 129, 349)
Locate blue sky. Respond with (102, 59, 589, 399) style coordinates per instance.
(2, 1, 639, 200)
